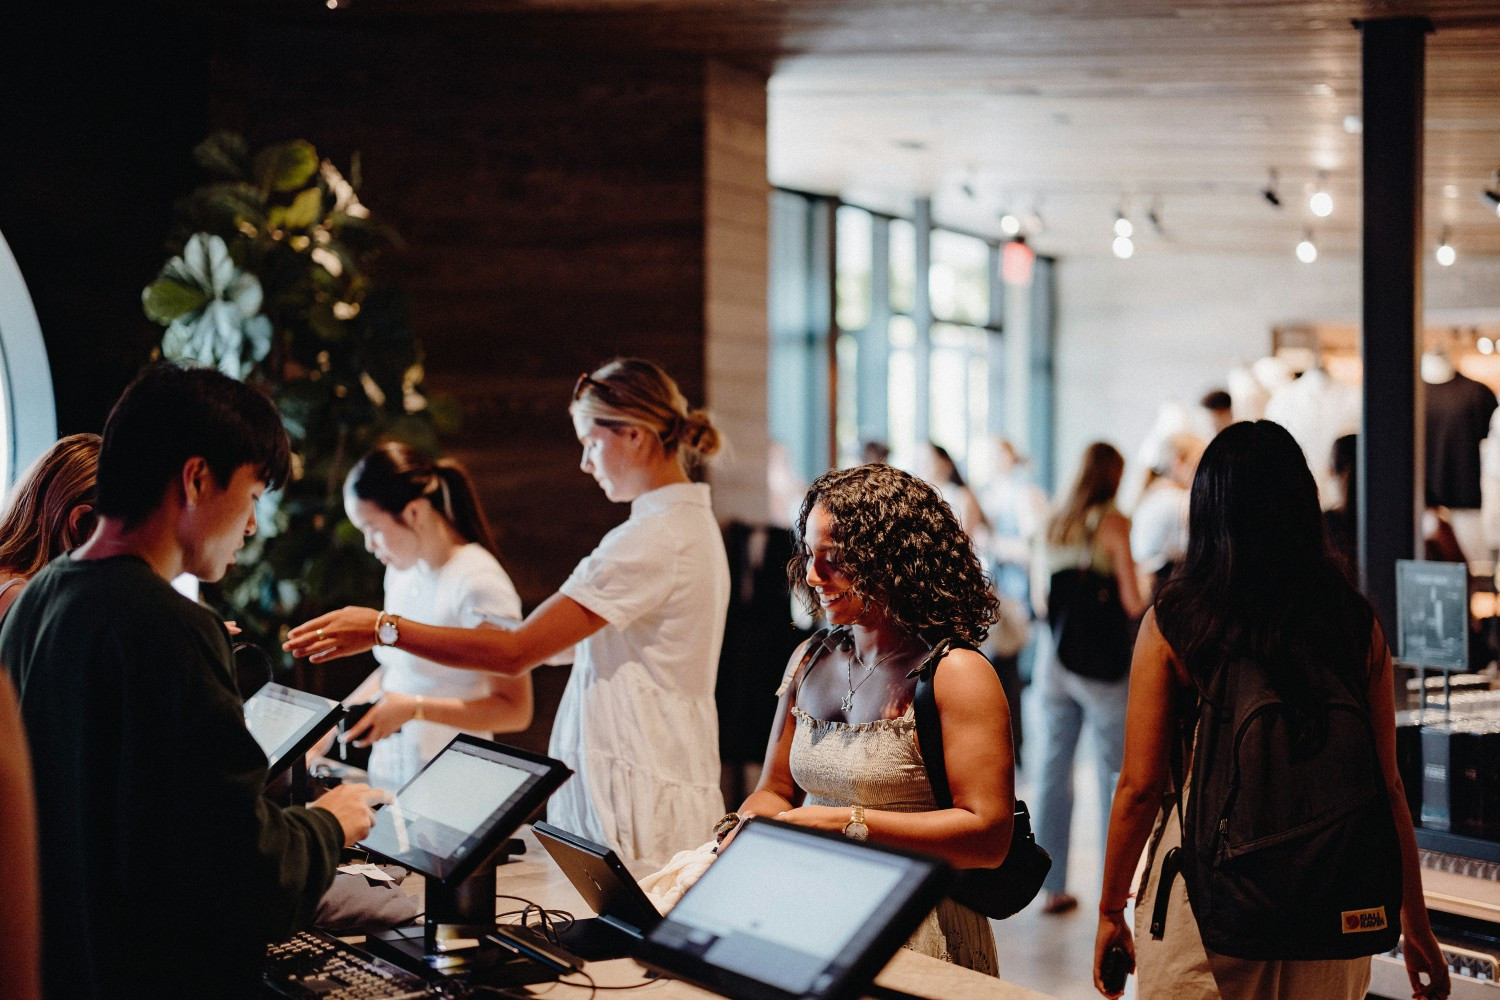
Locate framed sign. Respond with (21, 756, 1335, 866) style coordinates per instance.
(1396, 559, 1468, 672)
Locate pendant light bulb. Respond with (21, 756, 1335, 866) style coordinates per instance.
(1296, 232, 1318, 264)
(1310, 171, 1333, 218)
(1436, 228, 1457, 267)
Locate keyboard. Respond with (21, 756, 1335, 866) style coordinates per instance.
(264, 930, 447, 999)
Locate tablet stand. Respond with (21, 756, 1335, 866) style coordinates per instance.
(364, 842, 554, 987)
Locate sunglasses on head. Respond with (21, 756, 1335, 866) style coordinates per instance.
(573, 372, 615, 403)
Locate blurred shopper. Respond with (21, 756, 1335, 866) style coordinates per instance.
(923, 442, 988, 540)
(1035, 442, 1147, 914)
(0, 673, 38, 1000)
(1130, 432, 1204, 600)
(1093, 421, 1449, 1000)
(980, 437, 1050, 766)
(1199, 388, 1233, 435)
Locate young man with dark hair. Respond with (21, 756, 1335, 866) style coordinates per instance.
(2, 363, 386, 999)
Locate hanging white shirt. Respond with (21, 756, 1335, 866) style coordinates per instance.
(550, 482, 730, 862)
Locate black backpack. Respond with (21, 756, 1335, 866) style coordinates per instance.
(1169, 652, 1403, 960)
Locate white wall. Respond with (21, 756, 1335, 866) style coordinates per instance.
(1051, 252, 1500, 506)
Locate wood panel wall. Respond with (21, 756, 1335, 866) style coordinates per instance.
(704, 61, 772, 526)
(207, 15, 769, 749)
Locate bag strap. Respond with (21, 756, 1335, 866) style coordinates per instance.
(776, 626, 841, 703)
(911, 637, 966, 809)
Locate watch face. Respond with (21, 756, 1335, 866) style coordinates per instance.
(844, 821, 868, 841)
(378, 620, 398, 645)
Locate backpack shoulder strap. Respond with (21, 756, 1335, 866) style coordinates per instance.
(775, 626, 841, 702)
(911, 636, 978, 810)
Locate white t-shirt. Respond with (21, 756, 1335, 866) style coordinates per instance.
(549, 482, 730, 862)
(1131, 480, 1189, 575)
(368, 543, 522, 792)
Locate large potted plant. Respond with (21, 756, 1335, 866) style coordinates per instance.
(142, 131, 454, 690)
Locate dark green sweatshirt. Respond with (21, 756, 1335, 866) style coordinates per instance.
(2, 555, 343, 1000)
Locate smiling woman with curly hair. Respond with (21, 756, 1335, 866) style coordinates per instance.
(732, 464, 1014, 974)
(787, 463, 999, 647)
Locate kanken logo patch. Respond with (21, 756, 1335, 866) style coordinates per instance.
(1341, 907, 1388, 933)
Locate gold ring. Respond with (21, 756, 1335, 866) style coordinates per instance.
(316, 628, 325, 640)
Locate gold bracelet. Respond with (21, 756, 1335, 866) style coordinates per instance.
(413, 695, 425, 721)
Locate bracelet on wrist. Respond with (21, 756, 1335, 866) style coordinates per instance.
(413, 694, 425, 721)
(1099, 902, 1127, 916)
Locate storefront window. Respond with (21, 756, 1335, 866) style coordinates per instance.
(836, 206, 872, 333)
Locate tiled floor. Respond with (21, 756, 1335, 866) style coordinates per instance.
(992, 685, 1137, 1000)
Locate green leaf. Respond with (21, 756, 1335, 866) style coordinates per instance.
(142, 279, 209, 324)
(193, 131, 250, 181)
(283, 187, 324, 229)
(253, 140, 319, 193)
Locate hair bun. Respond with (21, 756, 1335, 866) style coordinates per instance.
(681, 409, 721, 458)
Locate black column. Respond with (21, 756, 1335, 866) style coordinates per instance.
(1357, 16, 1430, 642)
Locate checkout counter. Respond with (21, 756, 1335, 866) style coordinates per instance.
(266, 733, 1055, 1000)
(1370, 568, 1500, 998)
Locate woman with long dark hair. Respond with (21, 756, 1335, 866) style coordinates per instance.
(287, 358, 730, 861)
(1035, 441, 1147, 914)
(732, 464, 1014, 973)
(1093, 421, 1448, 999)
(328, 442, 532, 792)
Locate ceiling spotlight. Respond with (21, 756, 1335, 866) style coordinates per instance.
(1480, 337, 1495, 356)
(1296, 231, 1318, 264)
(1262, 168, 1281, 208)
(999, 212, 1022, 237)
(1310, 172, 1333, 218)
(1112, 235, 1135, 259)
(1436, 228, 1457, 267)
(1113, 211, 1133, 238)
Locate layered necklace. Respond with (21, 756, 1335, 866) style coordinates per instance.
(842, 637, 905, 713)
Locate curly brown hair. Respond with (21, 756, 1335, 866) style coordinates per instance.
(788, 464, 997, 646)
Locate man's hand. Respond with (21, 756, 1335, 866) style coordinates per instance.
(310, 783, 393, 847)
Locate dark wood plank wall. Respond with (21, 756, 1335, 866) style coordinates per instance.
(206, 15, 767, 751)
(209, 16, 712, 607)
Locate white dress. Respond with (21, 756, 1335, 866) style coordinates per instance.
(368, 543, 522, 792)
(549, 482, 730, 861)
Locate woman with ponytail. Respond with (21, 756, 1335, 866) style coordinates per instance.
(333, 442, 533, 792)
(288, 359, 731, 860)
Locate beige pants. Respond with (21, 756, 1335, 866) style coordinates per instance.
(1132, 809, 1371, 1000)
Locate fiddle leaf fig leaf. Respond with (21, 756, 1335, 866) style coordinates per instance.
(192, 131, 251, 181)
(141, 279, 209, 324)
(283, 187, 324, 230)
(253, 140, 319, 193)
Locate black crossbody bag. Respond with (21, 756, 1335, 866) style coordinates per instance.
(911, 638, 1051, 919)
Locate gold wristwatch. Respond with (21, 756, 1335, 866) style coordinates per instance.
(376, 611, 401, 647)
(842, 805, 868, 841)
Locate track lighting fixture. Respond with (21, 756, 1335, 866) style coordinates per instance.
(1436, 228, 1456, 267)
(1262, 169, 1281, 208)
(1310, 171, 1333, 218)
(1147, 197, 1165, 236)
(1113, 211, 1133, 239)
(1484, 174, 1500, 217)
(1296, 230, 1318, 264)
